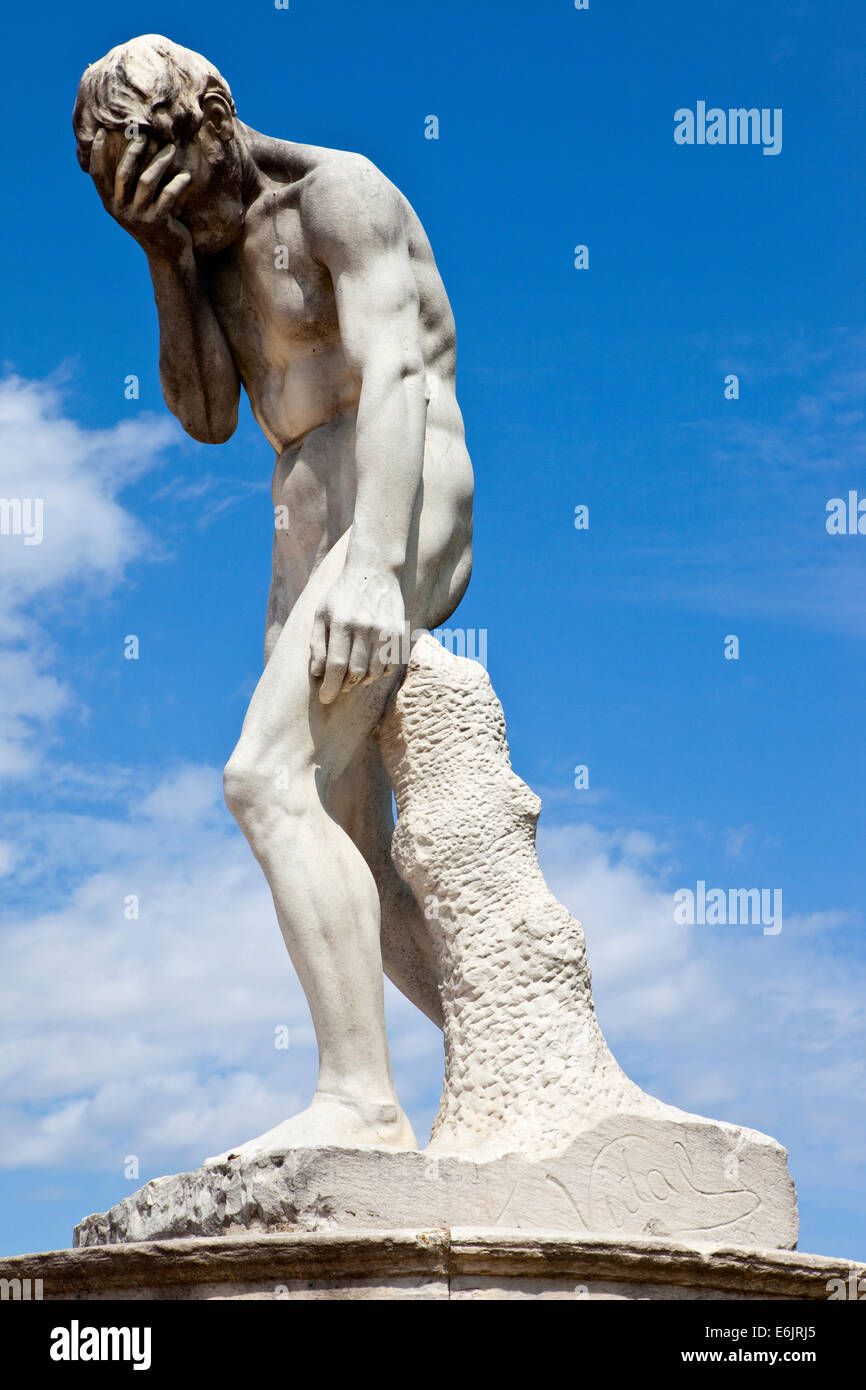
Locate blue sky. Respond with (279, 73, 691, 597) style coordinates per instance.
(1, 0, 864, 1261)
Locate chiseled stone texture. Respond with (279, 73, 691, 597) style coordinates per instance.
(377, 636, 797, 1238)
(5, 1230, 862, 1302)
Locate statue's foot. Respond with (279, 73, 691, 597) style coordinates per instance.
(205, 1092, 418, 1167)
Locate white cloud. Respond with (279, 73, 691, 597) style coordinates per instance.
(0, 762, 441, 1172)
(0, 374, 176, 601)
(0, 374, 177, 782)
(0, 643, 69, 778)
(139, 766, 224, 823)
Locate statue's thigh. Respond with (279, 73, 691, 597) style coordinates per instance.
(235, 533, 399, 796)
(329, 736, 393, 853)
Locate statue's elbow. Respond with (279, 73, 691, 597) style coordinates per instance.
(176, 404, 238, 446)
(199, 419, 237, 445)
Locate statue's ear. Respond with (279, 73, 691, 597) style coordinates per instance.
(201, 92, 234, 141)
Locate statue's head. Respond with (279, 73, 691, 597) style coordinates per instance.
(73, 35, 245, 254)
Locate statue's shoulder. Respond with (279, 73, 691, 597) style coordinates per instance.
(296, 148, 405, 246)
(246, 130, 405, 239)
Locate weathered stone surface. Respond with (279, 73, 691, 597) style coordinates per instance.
(6, 1229, 861, 1302)
(376, 635, 797, 1240)
(75, 1118, 794, 1250)
(378, 635, 681, 1157)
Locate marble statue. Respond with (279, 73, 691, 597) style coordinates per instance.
(74, 36, 799, 1249)
(75, 34, 472, 1152)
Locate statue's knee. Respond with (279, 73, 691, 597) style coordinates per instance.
(223, 750, 272, 826)
(223, 746, 306, 838)
(223, 753, 254, 823)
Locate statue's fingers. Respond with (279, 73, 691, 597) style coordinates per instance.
(114, 134, 148, 206)
(155, 171, 192, 218)
(88, 129, 110, 199)
(367, 630, 391, 681)
(319, 625, 350, 705)
(309, 611, 328, 679)
(131, 144, 176, 211)
(343, 630, 372, 691)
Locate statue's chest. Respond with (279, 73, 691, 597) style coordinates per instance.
(207, 211, 340, 369)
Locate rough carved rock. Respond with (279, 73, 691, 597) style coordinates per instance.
(376, 634, 797, 1242)
(75, 634, 797, 1249)
(74, 1124, 795, 1249)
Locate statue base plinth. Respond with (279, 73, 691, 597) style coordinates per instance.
(74, 1113, 797, 1251)
(4, 1229, 860, 1301)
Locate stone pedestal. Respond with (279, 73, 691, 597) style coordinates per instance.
(3, 1230, 861, 1301)
(74, 1133, 795, 1251)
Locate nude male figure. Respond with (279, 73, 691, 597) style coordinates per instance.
(74, 36, 473, 1154)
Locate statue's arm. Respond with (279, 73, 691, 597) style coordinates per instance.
(148, 248, 240, 445)
(306, 160, 427, 579)
(88, 130, 240, 444)
(304, 159, 431, 703)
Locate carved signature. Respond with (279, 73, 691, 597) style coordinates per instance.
(587, 1134, 760, 1235)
